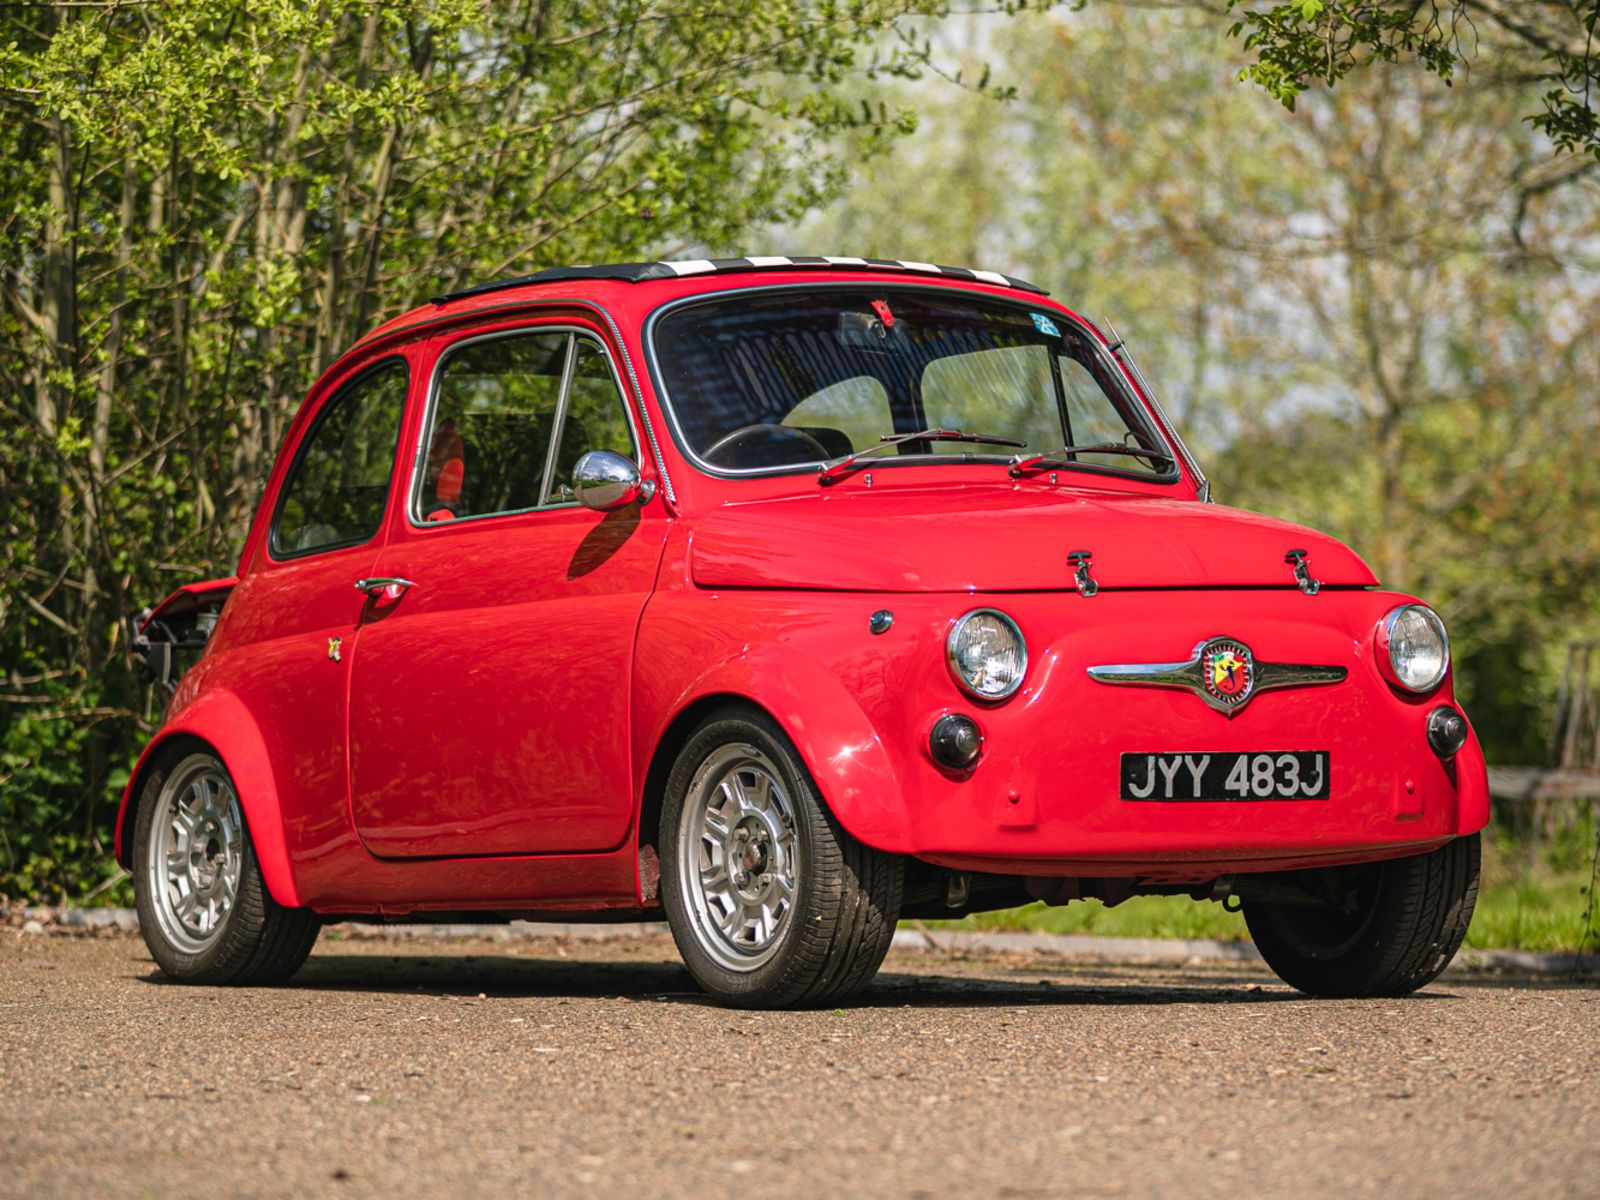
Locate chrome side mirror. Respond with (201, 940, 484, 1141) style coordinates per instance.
(572, 450, 656, 511)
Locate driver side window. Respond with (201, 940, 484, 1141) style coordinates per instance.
(414, 330, 638, 522)
(418, 332, 569, 522)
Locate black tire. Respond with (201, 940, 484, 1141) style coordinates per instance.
(1243, 833, 1480, 998)
(659, 707, 903, 1008)
(133, 748, 320, 985)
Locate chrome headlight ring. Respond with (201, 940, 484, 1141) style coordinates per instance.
(946, 609, 1028, 702)
(1376, 604, 1450, 694)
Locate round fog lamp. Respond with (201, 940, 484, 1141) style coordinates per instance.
(930, 714, 984, 769)
(1377, 604, 1450, 693)
(947, 609, 1027, 701)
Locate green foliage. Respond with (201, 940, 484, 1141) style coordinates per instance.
(1226, 0, 1600, 158)
(0, 681, 132, 904)
(0, 0, 1018, 901)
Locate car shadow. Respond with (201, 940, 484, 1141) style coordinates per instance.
(137, 951, 1469, 1007)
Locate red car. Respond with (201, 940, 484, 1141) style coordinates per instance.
(120, 258, 1487, 1007)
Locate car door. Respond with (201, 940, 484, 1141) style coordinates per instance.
(346, 323, 670, 858)
(220, 357, 411, 851)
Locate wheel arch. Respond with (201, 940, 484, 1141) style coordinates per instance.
(636, 693, 751, 866)
(115, 694, 301, 908)
(633, 645, 911, 893)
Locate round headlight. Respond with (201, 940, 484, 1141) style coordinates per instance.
(1378, 604, 1450, 693)
(947, 609, 1027, 701)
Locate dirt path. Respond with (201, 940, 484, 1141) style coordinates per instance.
(2, 931, 1594, 1198)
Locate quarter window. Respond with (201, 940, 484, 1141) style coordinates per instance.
(546, 338, 638, 505)
(415, 330, 637, 522)
(272, 359, 407, 557)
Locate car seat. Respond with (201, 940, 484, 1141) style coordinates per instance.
(425, 422, 465, 521)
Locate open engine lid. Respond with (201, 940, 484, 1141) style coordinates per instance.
(137, 577, 238, 634)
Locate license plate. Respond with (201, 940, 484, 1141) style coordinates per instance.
(1119, 751, 1330, 801)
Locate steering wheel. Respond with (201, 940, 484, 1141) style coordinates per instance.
(702, 424, 829, 470)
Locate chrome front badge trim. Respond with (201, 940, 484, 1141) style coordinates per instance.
(1087, 636, 1346, 717)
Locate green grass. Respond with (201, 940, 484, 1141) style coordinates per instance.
(1464, 851, 1594, 953)
(918, 835, 1598, 954)
(930, 895, 1249, 942)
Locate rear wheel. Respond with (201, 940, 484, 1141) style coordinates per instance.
(133, 750, 320, 985)
(1243, 833, 1480, 998)
(660, 708, 903, 1008)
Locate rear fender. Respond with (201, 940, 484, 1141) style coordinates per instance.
(634, 644, 908, 853)
(114, 689, 301, 908)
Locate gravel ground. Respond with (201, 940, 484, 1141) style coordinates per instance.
(2, 930, 1595, 1199)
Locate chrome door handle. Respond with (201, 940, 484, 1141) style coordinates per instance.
(354, 577, 417, 599)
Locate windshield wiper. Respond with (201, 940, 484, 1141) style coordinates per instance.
(817, 428, 1027, 486)
(1008, 441, 1175, 478)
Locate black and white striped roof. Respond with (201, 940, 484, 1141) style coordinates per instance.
(433, 256, 1047, 304)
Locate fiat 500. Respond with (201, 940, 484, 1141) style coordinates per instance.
(121, 257, 1487, 1008)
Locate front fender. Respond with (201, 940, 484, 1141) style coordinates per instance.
(1453, 722, 1491, 836)
(114, 688, 301, 908)
(634, 632, 910, 852)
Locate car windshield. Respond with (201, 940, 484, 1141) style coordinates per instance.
(651, 287, 1175, 480)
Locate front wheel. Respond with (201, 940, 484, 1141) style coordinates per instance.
(133, 749, 320, 985)
(659, 708, 903, 1008)
(1243, 833, 1480, 998)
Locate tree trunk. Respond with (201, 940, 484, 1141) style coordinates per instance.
(317, 11, 380, 369)
(85, 154, 137, 621)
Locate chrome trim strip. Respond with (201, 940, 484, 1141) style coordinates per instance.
(1254, 660, 1349, 691)
(587, 301, 677, 507)
(1087, 637, 1346, 718)
(1088, 660, 1197, 688)
(536, 336, 580, 508)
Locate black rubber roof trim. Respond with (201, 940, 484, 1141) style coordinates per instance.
(429, 256, 1048, 304)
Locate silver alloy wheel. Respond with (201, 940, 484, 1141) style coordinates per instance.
(145, 754, 244, 955)
(676, 743, 800, 971)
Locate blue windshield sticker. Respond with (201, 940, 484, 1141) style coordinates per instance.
(1030, 312, 1060, 337)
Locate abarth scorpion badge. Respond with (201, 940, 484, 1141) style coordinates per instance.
(1202, 639, 1253, 709)
(327, 637, 342, 663)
